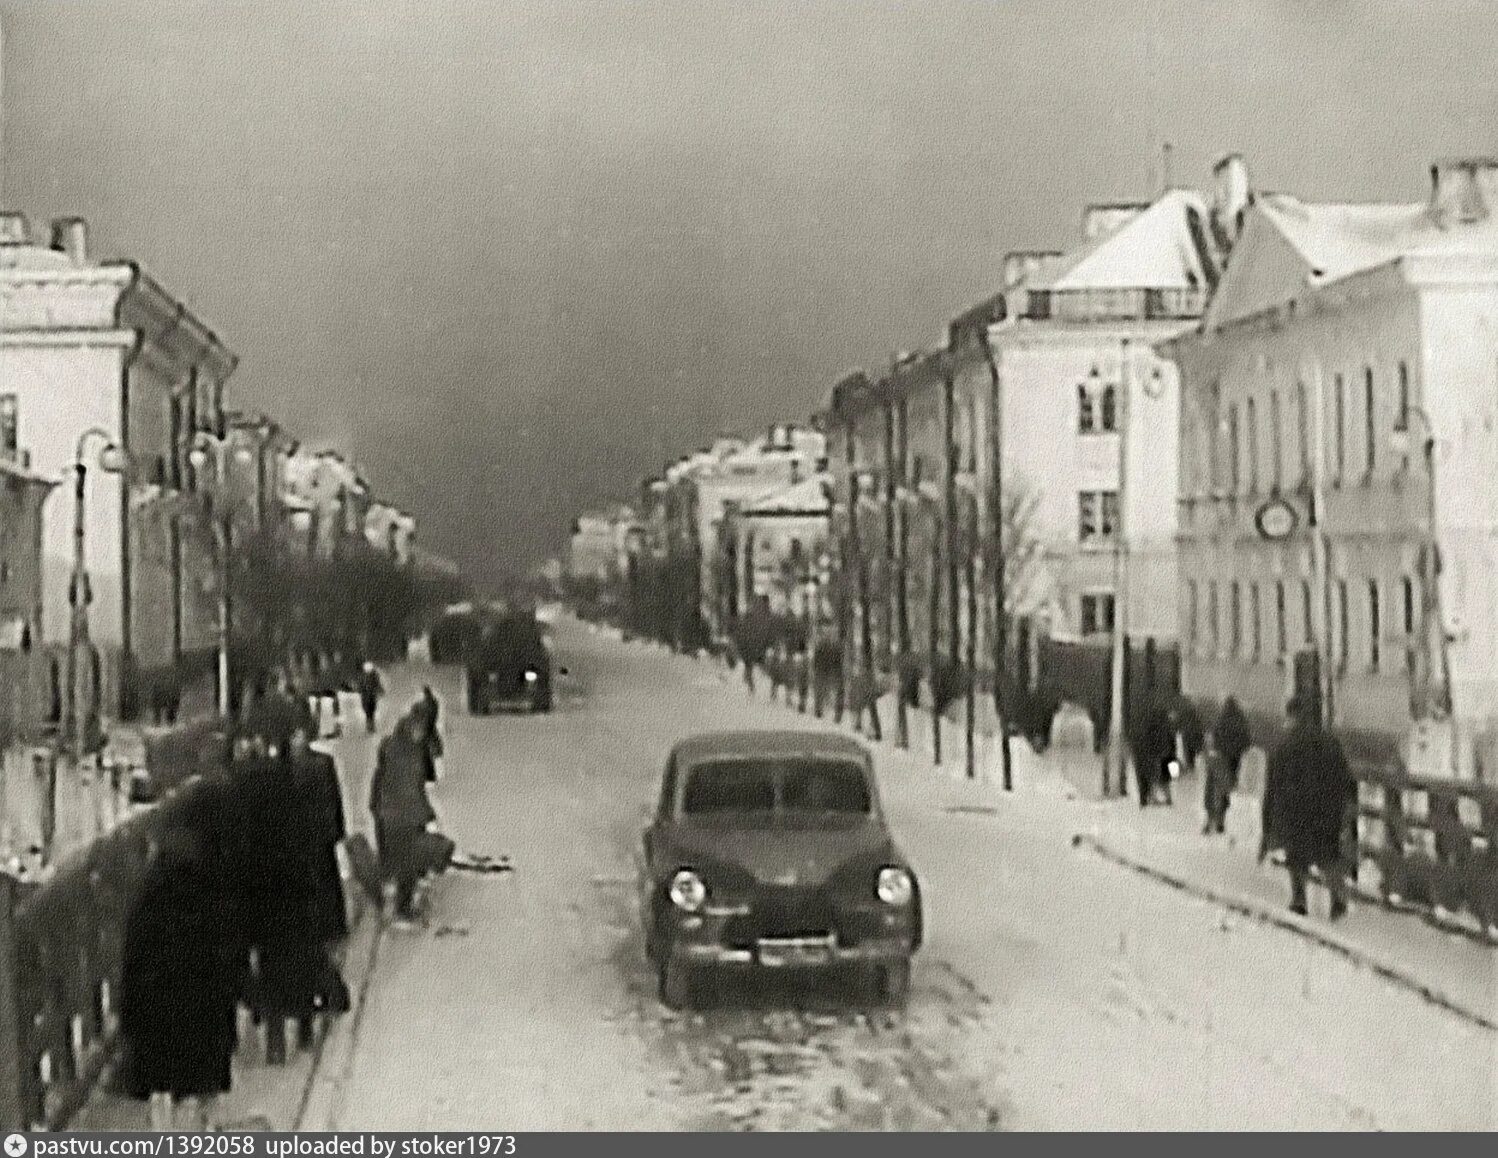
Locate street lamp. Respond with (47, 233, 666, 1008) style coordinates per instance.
(187, 431, 256, 719)
(66, 428, 127, 761)
(1390, 406, 1457, 773)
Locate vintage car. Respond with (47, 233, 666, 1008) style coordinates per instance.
(465, 612, 553, 714)
(639, 730, 922, 1009)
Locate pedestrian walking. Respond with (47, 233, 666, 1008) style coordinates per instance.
(1260, 695, 1355, 919)
(357, 662, 385, 734)
(416, 686, 444, 782)
(1131, 695, 1176, 808)
(1203, 696, 1251, 834)
(283, 727, 352, 1028)
(120, 822, 237, 1131)
(369, 710, 437, 927)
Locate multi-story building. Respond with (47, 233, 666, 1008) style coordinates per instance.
(1166, 157, 1498, 779)
(971, 182, 1224, 650)
(0, 451, 58, 746)
(723, 472, 831, 620)
(0, 213, 237, 720)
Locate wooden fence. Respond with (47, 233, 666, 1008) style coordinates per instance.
(1355, 767, 1498, 938)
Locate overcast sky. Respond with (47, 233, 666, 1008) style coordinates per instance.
(4, 0, 1496, 581)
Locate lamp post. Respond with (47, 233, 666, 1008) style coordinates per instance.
(1391, 405, 1456, 774)
(188, 432, 255, 719)
(1103, 340, 1134, 799)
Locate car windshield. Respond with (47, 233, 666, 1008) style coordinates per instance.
(681, 758, 871, 817)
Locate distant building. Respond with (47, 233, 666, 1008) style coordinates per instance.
(0, 455, 57, 746)
(1164, 157, 1498, 778)
(723, 473, 832, 620)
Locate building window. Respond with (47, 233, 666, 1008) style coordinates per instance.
(1337, 579, 1350, 671)
(1080, 593, 1116, 637)
(1186, 580, 1199, 652)
(1368, 579, 1382, 671)
(1079, 382, 1118, 434)
(1296, 380, 1311, 483)
(1364, 367, 1376, 477)
(1208, 581, 1220, 655)
(1206, 380, 1222, 491)
(1078, 490, 1119, 542)
(1275, 579, 1288, 658)
(1100, 385, 1118, 432)
(1302, 579, 1314, 647)
(0, 394, 16, 457)
(1396, 362, 1411, 432)
(1250, 583, 1263, 660)
(1334, 373, 1346, 483)
(1246, 397, 1260, 494)
(1230, 581, 1242, 656)
(1078, 384, 1095, 433)
(1402, 574, 1416, 636)
(1269, 390, 1284, 491)
(1227, 404, 1241, 493)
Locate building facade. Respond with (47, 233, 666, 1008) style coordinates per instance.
(1166, 158, 1498, 779)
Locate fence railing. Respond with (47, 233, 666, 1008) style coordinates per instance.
(1355, 767, 1498, 938)
(0, 726, 226, 1130)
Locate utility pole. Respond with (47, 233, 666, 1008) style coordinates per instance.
(1310, 362, 1335, 728)
(883, 380, 905, 748)
(1104, 340, 1133, 798)
(942, 357, 961, 689)
(895, 395, 913, 748)
(980, 329, 1014, 790)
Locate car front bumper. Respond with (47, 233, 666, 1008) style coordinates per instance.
(664, 904, 917, 968)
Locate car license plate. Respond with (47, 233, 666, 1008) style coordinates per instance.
(757, 938, 832, 967)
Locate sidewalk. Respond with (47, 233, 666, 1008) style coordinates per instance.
(693, 646, 1498, 1033)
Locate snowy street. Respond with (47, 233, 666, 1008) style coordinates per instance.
(326, 618, 1496, 1131)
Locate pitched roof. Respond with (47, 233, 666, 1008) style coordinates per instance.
(1025, 189, 1214, 291)
(741, 475, 831, 516)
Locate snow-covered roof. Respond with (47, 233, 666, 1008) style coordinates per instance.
(741, 475, 831, 516)
(1256, 191, 1498, 283)
(1023, 189, 1213, 291)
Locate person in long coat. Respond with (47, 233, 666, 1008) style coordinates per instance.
(357, 663, 385, 734)
(1204, 697, 1252, 834)
(1131, 697, 1176, 808)
(1261, 695, 1355, 919)
(120, 822, 238, 1130)
(416, 686, 444, 783)
(369, 711, 436, 923)
(290, 726, 350, 943)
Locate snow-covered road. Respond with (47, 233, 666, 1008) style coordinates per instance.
(329, 620, 1496, 1130)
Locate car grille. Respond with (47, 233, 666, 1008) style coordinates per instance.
(723, 886, 839, 947)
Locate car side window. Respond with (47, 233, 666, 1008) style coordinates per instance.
(657, 755, 679, 820)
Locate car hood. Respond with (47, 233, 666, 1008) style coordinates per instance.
(662, 818, 899, 889)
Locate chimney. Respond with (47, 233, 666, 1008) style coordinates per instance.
(1428, 158, 1498, 227)
(50, 217, 87, 263)
(0, 212, 28, 246)
(1212, 153, 1251, 243)
(1001, 251, 1062, 289)
(1081, 203, 1148, 242)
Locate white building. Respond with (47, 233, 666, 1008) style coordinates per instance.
(0, 212, 237, 718)
(1165, 157, 1498, 779)
(728, 473, 832, 618)
(961, 177, 1229, 648)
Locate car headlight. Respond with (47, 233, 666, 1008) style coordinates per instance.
(669, 869, 706, 912)
(524, 670, 538, 683)
(876, 866, 914, 906)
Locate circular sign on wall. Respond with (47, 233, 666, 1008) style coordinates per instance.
(1254, 497, 1300, 541)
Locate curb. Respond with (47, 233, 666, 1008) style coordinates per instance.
(1073, 832, 1498, 1034)
(293, 900, 386, 1130)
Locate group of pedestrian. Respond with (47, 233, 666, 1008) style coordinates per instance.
(114, 656, 425, 1131)
(118, 704, 353, 1131)
(1128, 688, 1354, 922)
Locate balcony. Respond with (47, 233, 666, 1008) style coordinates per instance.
(1020, 287, 1207, 323)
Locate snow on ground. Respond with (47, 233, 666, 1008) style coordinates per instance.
(329, 621, 1497, 1130)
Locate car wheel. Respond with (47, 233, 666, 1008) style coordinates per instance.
(658, 958, 699, 1010)
(874, 959, 911, 1007)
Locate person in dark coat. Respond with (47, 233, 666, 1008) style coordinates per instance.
(290, 726, 350, 943)
(416, 686, 444, 782)
(357, 663, 385, 734)
(241, 671, 301, 760)
(120, 822, 237, 1130)
(1131, 697, 1176, 808)
(1204, 697, 1252, 834)
(1260, 695, 1354, 919)
(369, 710, 436, 924)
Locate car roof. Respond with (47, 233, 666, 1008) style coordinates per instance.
(669, 730, 872, 766)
